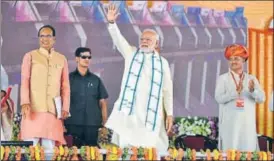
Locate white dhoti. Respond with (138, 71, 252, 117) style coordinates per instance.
(106, 102, 168, 153)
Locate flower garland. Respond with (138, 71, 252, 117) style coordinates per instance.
(22, 146, 30, 160)
(9, 146, 16, 160)
(3, 146, 10, 161)
(106, 146, 122, 160)
(130, 147, 138, 160)
(0, 145, 273, 160)
(0, 146, 4, 160)
(206, 149, 211, 160)
(15, 146, 22, 161)
(4, 145, 44, 161)
(165, 147, 184, 160)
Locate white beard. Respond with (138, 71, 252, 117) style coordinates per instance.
(139, 47, 153, 53)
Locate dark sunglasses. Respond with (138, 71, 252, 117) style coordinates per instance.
(80, 56, 92, 59)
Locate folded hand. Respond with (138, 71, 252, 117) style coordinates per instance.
(249, 79, 255, 92)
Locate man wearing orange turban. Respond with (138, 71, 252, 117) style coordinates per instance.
(224, 44, 249, 61)
(215, 44, 265, 151)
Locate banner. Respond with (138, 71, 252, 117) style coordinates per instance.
(59, 1, 74, 22)
(1, 2, 248, 117)
(128, 1, 147, 11)
(149, 1, 167, 12)
(16, 1, 36, 22)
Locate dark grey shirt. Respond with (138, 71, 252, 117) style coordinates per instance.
(65, 69, 108, 126)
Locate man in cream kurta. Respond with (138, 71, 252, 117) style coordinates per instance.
(105, 4, 173, 153)
(215, 44, 265, 151)
(20, 25, 70, 155)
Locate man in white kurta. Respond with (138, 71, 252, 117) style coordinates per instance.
(215, 44, 265, 151)
(105, 4, 173, 153)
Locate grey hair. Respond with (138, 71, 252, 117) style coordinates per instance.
(142, 29, 160, 41)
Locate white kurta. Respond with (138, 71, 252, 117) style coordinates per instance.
(1, 65, 9, 90)
(105, 23, 173, 153)
(1, 65, 9, 141)
(1, 112, 13, 140)
(0, 126, 5, 141)
(215, 70, 265, 151)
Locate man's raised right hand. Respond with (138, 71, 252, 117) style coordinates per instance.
(107, 3, 120, 23)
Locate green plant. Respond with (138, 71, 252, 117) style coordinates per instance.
(11, 122, 20, 141)
(178, 116, 212, 137)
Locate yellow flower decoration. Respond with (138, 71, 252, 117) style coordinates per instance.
(90, 146, 95, 160)
(172, 148, 178, 159)
(231, 149, 236, 160)
(213, 149, 219, 160)
(262, 151, 267, 160)
(0, 146, 4, 160)
(34, 145, 40, 160)
(59, 145, 64, 156)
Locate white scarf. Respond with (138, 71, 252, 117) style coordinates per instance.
(118, 49, 163, 132)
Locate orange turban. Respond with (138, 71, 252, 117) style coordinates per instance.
(224, 44, 249, 61)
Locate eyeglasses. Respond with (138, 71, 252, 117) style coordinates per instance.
(80, 55, 92, 59)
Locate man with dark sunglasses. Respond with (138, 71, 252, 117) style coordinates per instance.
(65, 47, 109, 147)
